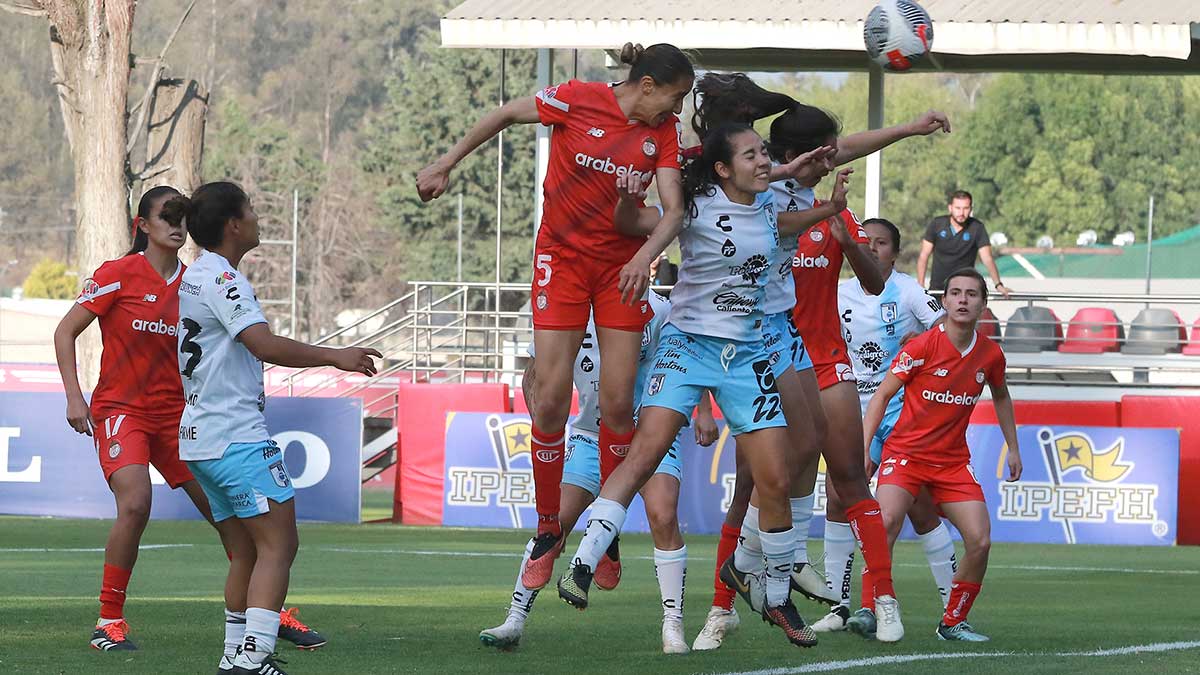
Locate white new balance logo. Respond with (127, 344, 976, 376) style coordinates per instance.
(143, 294, 157, 302)
(587, 127, 605, 138)
(934, 368, 949, 377)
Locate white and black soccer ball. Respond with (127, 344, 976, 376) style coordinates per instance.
(864, 0, 934, 72)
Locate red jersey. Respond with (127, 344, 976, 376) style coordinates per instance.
(76, 253, 185, 420)
(790, 205, 869, 366)
(534, 80, 682, 263)
(883, 324, 1006, 464)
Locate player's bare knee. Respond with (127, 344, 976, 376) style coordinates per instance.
(118, 495, 152, 525)
(646, 508, 678, 541)
(532, 397, 571, 433)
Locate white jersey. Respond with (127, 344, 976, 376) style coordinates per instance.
(838, 270, 944, 409)
(668, 187, 778, 342)
(763, 177, 815, 315)
(527, 292, 671, 435)
(177, 251, 270, 461)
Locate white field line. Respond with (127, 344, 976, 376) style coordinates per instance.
(711, 641, 1200, 675)
(311, 547, 1200, 576)
(0, 544, 193, 553)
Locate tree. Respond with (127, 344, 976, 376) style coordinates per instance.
(22, 258, 75, 299)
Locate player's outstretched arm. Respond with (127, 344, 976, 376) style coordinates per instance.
(834, 110, 951, 165)
(416, 97, 540, 202)
(238, 324, 381, 375)
(990, 380, 1022, 481)
(53, 304, 99, 436)
(779, 167, 851, 237)
(862, 373, 903, 460)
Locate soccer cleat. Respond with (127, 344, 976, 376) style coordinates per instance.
(790, 562, 839, 606)
(277, 608, 326, 650)
(692, 606, 739, 651)
(229, 652, 288, 675)
(217, 655, 235, 673)
(91, 619, 137, 651)
(479, 615, 525, 650)
(846, 608, 877, 638)
(762, 600, 818, 648)
(557, 563, 593, 610)
(937, 621, 990, 642)
(521, 531, 564, 590)
(593, 536, 622, 591)
(661, 618, 690, 654)
(874, 595, 904, 643)
(812, 605, 851, 632)
(718, 557, 766, 616)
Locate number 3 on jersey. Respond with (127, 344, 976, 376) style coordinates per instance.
(180, 318, 203, 379)
(536, 254, 553, 287)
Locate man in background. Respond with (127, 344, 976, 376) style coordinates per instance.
(917, 191, 1010, 298)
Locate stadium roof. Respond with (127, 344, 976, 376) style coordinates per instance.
(993, 225, 1200, 279)
(442, 0, 1200, 72)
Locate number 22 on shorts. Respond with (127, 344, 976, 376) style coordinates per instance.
(536, 254, 553, 287)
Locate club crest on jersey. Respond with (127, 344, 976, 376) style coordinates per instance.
(810, 229, 824, 242)
(268, 461, 290, 488)
(976, 370, 986, 384)
(722, 238, 737, 257)
(647, 373, 665, 397)
(108, 441, 122, 459)
(881, 302, 898, 324)
(536, 291, 548, 311)
(642, 137, 657, 157)
(215, 271, 235, 285)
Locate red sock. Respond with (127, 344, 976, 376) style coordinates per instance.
(713, 523, 741, 610)
(942, 581, 982, 626)
(99, 563, 132, 620)
(859, 565, 875, 611)
(846, 498, 895, 599)
(530, 424, 564, 536)
(598, 422, 634, 487)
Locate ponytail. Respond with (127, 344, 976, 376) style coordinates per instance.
(126, 185, 182, 256)
(691, 72, 797, 142)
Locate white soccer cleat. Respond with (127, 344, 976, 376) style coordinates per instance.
(791, 562, 839, 606)
(874, 595, 905, 643)
(479, 614, 525, 650)
(662, 618, 690, 654)
(692, 606, 739, 651)
(811, 605, 851, 632)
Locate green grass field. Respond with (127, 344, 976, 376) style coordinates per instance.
(2, 512, 1199, 675)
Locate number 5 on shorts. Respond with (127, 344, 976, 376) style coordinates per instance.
(536, 254, 553, 287)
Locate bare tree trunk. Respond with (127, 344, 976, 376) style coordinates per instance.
(144, 77, 208, 262)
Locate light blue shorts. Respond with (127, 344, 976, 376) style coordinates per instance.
(188, 440, 295, 522)
(762, 311, 814, 378)
(642, 324, 787, 436)
(563, 431, 682, 497)
(869, 394, 905, 465)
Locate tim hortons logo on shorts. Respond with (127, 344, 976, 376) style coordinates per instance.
(131, 318, 178, 336)
(793, 253, 830, 269)
(922, 389, 980, 406)
(574, 152, 651, 183)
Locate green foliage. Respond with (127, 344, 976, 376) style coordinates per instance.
(22, 258, 75, 299)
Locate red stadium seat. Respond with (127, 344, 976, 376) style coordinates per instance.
(1185, 318, 1200, 356)
(1059, 308, 1124, 353)
(977, 307, 1000, 338)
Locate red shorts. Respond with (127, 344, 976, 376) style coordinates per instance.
(93, 412, 193, 488)
(813, 357, 855, 390)
(876, 455, 985, 504)
(531, 238, 651, 332)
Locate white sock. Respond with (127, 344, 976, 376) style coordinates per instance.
(791, 494, 815, 566)
(918, 522, 958, 608)
(509, 538, 538, 620)
(733, 505, 764, 573)
(824, 520, 857, 609)
(571, 498, 626, 571)
(760, 527, 796, 608)
(236, 607, 280, 665)
(653, 546, 687, 622)
(97, 617, 122, 627)
(224, 609, 246, 659)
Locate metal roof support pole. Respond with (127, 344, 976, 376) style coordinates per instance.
(865, 65, 884, 219)
(534, 48, 553, 241)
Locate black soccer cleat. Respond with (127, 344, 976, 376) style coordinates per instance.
(557, 563, 594, 610)
(230, 653, 289, 675)
(762, 599, 818, 648)
(277, 608, 327, 650)
(90, 620, 137, 651)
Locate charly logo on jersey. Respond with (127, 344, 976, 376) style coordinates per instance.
(642, 136, 657, 157)
(999, 428, 1167, 544)
(856, 341, 888, 371)
(729, 254, 770, 283)
(793, 253, 830, 269)
(580, 355, 595, 373)
(587, 127, 605, 138)
(881, 302, 898, 324)
(721, 238, 737, 257)
(712, 290, 757, 314)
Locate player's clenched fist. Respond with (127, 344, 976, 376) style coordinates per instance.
(415, 161, 451, 202)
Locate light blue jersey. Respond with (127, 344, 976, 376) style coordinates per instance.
(762, 177, 815, 315)
(667, 187, 778, 342)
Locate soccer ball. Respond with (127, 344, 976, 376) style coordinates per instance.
(864, 0, 934, 72)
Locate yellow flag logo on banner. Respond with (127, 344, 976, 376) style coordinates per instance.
(1055, 432, 1131, 482)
